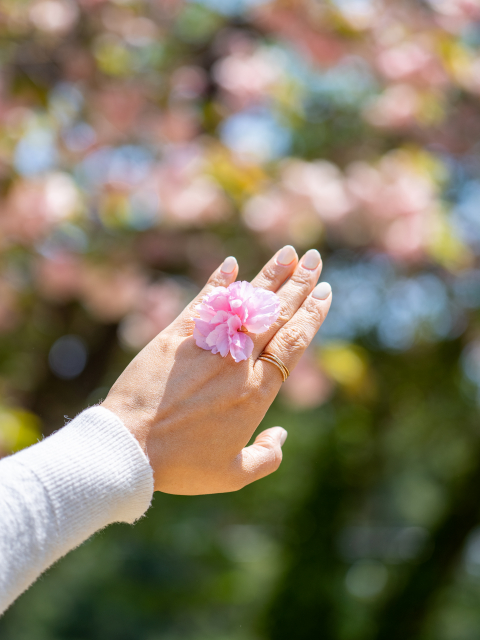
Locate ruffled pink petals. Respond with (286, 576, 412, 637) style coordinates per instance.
(193, 319, 213, 351)
(229, 331, 253, 362)
(193, 281, 280, 362)
(243, 288, 281, 333)
(206, 323, 230, 356)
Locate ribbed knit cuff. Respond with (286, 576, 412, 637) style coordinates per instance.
(12, 406, 154, 561)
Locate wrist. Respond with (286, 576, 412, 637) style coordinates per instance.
(101, 399, 149, 457)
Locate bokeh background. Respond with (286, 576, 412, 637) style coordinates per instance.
(1, 0, 480, 638)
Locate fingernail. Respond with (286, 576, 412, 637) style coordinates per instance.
(302, 249, 321, 270)
(220, 256, 237, 274)
(312, 282, 332, 300)
(279, 429, 288, 446)
(276, 245, 297, 266)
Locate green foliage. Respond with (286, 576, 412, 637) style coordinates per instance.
(1, 0, 480, 638)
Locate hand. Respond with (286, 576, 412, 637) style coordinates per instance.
(102, 246, 332, 495)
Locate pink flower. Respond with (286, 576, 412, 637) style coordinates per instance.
(193, 281, 280, 362)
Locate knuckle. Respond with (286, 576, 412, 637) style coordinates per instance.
(277, 322, 309, 352)
(205, 277, 221, 290)
(260, 431, 277, 447)
(277, 300, 292, 323)
(261, 264, 279, 284)
(173, 316, 194, 336)
(289, 269, 315, 293)
(252, 265, 279, 290)
(233, 385, 256, 406)
(302, 296, 326, 322)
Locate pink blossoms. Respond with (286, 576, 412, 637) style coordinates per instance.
(193, 281, 281, 362)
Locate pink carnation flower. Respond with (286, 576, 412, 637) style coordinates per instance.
(193, 281, 280, 362)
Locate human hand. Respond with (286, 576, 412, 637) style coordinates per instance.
(102, 246, 332, 495)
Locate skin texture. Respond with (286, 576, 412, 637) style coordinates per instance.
(102, 248, 332, 495)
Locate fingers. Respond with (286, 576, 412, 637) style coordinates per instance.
(231, 427, 287, 489)
(175, 245, 300, 337)
(174, 246, 323, 349)
(175, 256, 239, 335)
(252, 249, 323, 357)
(250, 245, 298, 292)
(256, 282, 332, 380)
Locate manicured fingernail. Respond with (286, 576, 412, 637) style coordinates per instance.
(279, 429, 288, 446)
(276, 245, 297, 266)
(302, 249, 321, 270)
(312, 282, 332, 300)
(221, 256, 237, 274)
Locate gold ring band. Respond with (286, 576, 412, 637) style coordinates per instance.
(258, 352, 290, 382)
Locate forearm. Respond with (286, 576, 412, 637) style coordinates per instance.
(0, 407, 153, 615)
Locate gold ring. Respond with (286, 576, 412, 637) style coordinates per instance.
(258, 352, 290, 382)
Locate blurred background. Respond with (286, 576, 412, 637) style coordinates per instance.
(1, 0, 480, 638)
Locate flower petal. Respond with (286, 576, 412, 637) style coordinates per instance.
(193, 281, 280, 360)
(195, 303, 217, 322)
(211, 309, 230, 325)
(206, 322, 230, 357)
(227, 314, 242, 334)
(230, 332, 254, 362)
(193, 319, 213, 350)
(243, 288, 280, 333)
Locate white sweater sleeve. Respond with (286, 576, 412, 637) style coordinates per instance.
(0, 406, 154, 615)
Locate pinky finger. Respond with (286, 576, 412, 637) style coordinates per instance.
(256, 282, 332, 378)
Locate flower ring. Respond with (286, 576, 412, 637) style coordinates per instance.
(193, 281, 280, 362)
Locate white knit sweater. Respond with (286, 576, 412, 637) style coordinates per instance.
(0, 406, 154, 615)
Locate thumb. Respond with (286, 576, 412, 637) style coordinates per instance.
(232, 427, 288, 490)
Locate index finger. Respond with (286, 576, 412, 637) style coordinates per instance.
(174, 256, 239, 336)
